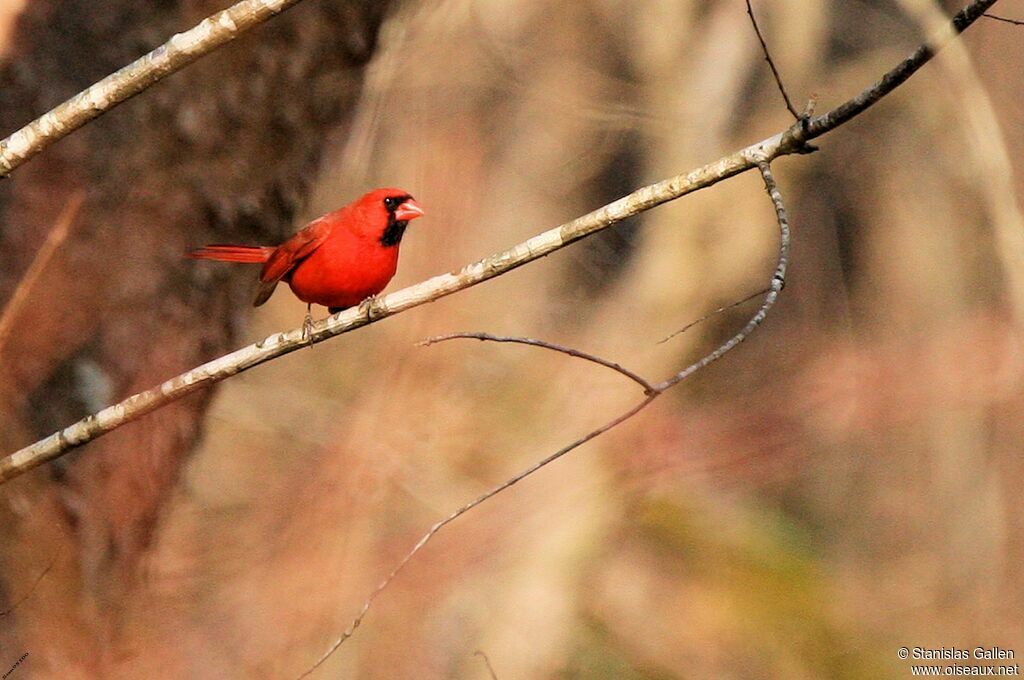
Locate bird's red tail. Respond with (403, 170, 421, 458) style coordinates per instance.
(187, 244, 275, 264)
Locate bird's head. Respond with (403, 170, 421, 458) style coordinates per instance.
(351, 187, 425, 247)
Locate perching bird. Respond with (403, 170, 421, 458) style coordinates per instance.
(189, 188, 424, 320)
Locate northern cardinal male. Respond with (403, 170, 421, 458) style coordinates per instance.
(189, 188, 424, 325)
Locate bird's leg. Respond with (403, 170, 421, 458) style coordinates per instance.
(302, 303, 314, 343)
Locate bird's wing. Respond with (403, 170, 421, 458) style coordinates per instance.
(253, 215, 334, 307)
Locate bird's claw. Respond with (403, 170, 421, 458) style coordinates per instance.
(302, 311, 314, 344)
(359, 295, 381, 321)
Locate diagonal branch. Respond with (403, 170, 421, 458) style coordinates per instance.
(0, 0, 999, 484)
(296, 160, 793, 677)
(802, 0, 998, 136)
(0, 0, 312, 177)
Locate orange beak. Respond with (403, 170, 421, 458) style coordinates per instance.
(395, 198, 425, 222)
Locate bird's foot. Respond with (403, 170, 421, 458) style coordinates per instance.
(302, 304, 314, 344)
(358, 295, 381, 321)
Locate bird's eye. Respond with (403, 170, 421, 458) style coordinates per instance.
(383, 196, 399, 210)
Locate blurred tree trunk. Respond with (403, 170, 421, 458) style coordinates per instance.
(0, 0, 390, 672)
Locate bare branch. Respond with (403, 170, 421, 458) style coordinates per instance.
(297, 160, 793, 677)
(745, 0, 800, 120)
(0, 0, 311, 177)
(0, 0, 997, 484)
(418, 332, 655, 393)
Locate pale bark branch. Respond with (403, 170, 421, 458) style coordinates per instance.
(0, 0, 998, 485)
(0, 0, 311, 177)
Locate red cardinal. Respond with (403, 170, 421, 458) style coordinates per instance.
(189, 188, 424, 315)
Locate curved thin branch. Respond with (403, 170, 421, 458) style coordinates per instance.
(0, 0, 311, 177)
(0, 0, 997, 484)
(418, 332, 654, 393)
(655, 162, 788, 392)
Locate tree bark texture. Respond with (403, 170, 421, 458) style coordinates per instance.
(0, 0, 390, 671)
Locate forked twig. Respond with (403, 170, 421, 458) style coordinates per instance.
(296, 160, 791, 678)
(802, 0, 997, 136)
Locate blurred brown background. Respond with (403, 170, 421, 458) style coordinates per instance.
(0, 0, 1022, 677)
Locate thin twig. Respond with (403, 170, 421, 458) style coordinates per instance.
(295, 162, 792, 678)
(0, 0, 997, 484)
(0, 552, 58, 618)
(657, 287, 769, 345)
(474, 650, 500, 680)
(745, 0, 800, 119)
(0, 0, 311, 177)
(0, 192, 84, 355)
(983, 13, 1024, 25)
(419, 332, 654, 393)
